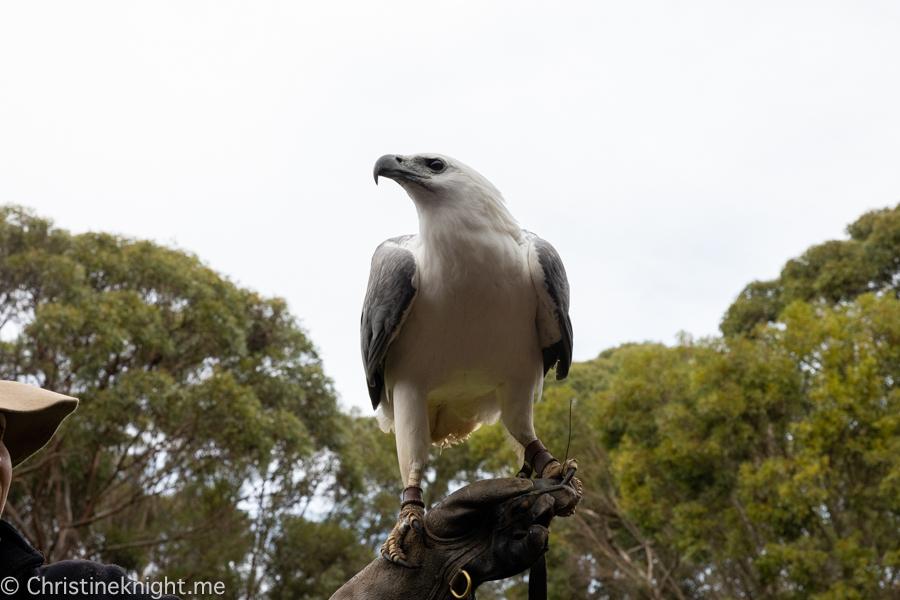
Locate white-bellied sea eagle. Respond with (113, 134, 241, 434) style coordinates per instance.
(363, 153, 581, 566)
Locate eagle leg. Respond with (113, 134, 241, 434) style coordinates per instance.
(524, 440, 583, 516)
(380, 486, 426, 568)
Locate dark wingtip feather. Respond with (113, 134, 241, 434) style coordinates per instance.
(368, 372, 384, 410)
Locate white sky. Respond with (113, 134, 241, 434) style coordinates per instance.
(1, 2, 899, 412)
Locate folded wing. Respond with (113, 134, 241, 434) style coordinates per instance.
(361, 236, 418, 409)
(525, 231, 573, 379)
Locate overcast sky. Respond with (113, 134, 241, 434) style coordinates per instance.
(1, 2, 899, 412)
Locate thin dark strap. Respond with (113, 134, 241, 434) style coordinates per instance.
(529, 555, 547, 600)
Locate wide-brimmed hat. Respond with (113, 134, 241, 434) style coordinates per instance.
(0, 381, 78, 467)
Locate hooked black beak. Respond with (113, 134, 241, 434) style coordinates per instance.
(373, 154, 425, 186)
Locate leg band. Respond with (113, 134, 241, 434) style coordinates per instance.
(524, 439, 557, 478)
(401, 485, 425, 508)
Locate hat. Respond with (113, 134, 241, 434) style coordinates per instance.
(0, 381, 78, 467)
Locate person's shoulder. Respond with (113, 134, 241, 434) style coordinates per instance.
(1, 521, 179, 600)
(0, 519, 45, 576)
(37, 557, 127, 580)
(34, 559, 180, 599)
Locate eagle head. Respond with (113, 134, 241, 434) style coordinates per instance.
(373, 153, 503, 208)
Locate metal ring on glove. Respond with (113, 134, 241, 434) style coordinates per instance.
(450, 569, 472, 598)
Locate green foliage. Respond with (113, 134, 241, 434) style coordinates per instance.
(266, 517, 372, 600)
(535, 302, 900, 597)
(329, 414, 405, 549)
(0, 206, 348, 597)
(722, 204, 900, 337)
(7, 201, 900, 599)
(542, 205, 900, 599)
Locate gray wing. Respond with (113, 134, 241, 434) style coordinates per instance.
(361, 236, 418, 410)
(526, 231, 573, 380)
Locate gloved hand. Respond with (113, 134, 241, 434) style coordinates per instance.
(331, 475, 580, 600)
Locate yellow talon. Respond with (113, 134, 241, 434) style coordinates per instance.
(381, 502, 426, 566)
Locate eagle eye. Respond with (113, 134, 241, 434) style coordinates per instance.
(424, 158, 445, 172)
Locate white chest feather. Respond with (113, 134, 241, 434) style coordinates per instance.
(385, 227, 541, 398)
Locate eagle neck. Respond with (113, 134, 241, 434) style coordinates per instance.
(415, 192, 522, 276)
(418, 198, 519, 240)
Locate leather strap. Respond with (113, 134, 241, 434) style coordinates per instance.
(524, 440, 557, 478)
(524, 441, 552, 598)
(529, 555, 547, 600)
(401, 485, 425, 508)
(524, 439, 546, 463)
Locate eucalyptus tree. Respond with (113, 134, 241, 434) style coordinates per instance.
(0, 206, 352, 597)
